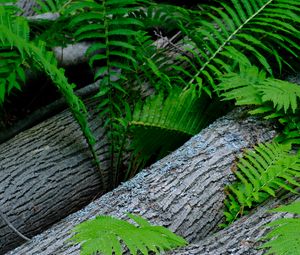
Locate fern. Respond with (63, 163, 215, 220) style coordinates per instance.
(67, 0, 153, 187)
(219, 65, 300, 113)
(218, 65, 300, 143)
(173, 0, 300, 93)
(131, 3, 189, 33)
(223, 141, 300, 225)
(69, 213, 188, 255)
(0, 50, 27, 104)
(261, 201, 300, 255)
(127, 85, 227, 177)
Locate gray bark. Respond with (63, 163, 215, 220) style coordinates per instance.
(17, 0, 38, 16)
(168, 192, 299, 255)
(0, 99, 111, 254)
(5, 109, 276, 255)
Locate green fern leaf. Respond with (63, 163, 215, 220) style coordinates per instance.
(173, 0, 300, 94)
(223, 141, 300, 225)
(67, 0, 160, 187)
(219, 65, 300, 113)
(0, 50, 25, 104)
(69, 213, 188, 255)
(261, 201, 300, 255)
(259, 79, 300, 113)
(128, 85, 227, 177)
(218, 65, 300, 144)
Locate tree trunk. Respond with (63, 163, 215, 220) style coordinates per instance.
(167, 192, 299, 255)
(4, 109, 276, 255)
(0, 99, 111, 254)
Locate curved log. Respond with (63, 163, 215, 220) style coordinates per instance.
(0, 99, 110, 254)
(4, 109, 276, 255)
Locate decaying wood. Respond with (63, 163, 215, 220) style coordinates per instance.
(4, 109, 276, 255)
(0, 99, 110, 254)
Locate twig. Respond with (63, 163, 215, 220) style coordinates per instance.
(0, 210, 31, 241)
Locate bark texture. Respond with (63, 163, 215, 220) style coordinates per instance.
(0, 99, 111, 254)
(17, 0, 38, 16)
(5, 109, 276, 255)
(168, 193, 299, 255)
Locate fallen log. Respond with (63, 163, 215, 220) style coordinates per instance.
(0, 99, 110, 254)
(168, 192, 299, 255)
(4, 109, 276, 255)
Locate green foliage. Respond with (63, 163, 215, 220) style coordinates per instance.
(127, 85, 226, 176)
(175, 0, 300, 93)
(218, 65, 300, 113)
(0, 2, 29, 104)
(261, 201, 300, 255)
(69, 213, 188, 255)
(218, 65, 300, 143)
(0, 0, 20, 14)
(131, 3, 189, 33)
(2, 0, 300, 253)
(0, 10, 28, 103)
(64, 0, 187, 186)
(223, 141, 300, 225)
(0, 51, 25, 104)
(67, 0, 148, 186)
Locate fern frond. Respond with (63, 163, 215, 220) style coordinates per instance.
(261, 201, 300, 255)
(67, 0, 153, 187)
(0, 0, 20, 14)
(131, 3, 189, 33)
(69, 213, 188, 255)
(223, 141, 300, 225)
(0, 50, 25, 104)
(259, 79, 300, 113)
(175, 0, 300, 93)
(127, 85, 227, 177)
(0, 7, 29, 103)
(219, 65, 300, 113)
(218, 65, 300, 144)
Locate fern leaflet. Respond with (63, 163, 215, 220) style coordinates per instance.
(67, 0, 151, 187)
(69, 213, 188, 255)
(261, 201, 300, 255)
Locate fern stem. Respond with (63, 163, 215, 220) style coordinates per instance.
(188, 0, 273, 86)
(102, 0, 117, 188)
